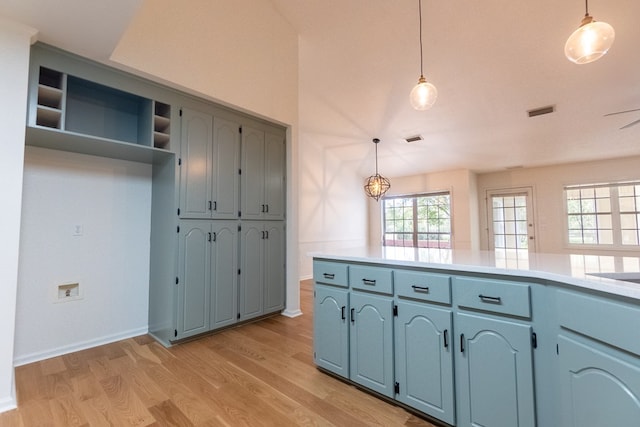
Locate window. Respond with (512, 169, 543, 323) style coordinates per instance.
(566, 182, 640, 247)
(383, 192, 451, 248)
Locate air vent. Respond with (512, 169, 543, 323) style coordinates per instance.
(405, 135, 423, 143)
(527, 105, 555, 117)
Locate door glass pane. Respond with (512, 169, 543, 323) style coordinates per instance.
(491, 192, 532, 262)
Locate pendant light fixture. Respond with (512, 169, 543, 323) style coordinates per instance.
(565, 0, 615, 64)
(409, 0, 437, 110)
(364, 138, 391, 201)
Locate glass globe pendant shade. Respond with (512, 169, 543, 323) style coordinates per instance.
(410, 75, 438, 110)
(364, 174, 391, 201)
(565, 15, 615, 64)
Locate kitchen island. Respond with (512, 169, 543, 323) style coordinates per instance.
(312, 247, 640, 427)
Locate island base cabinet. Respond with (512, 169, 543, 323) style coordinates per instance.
(558, 334, 640, 427)
(395, 301, 455, 425)
(455, 313, 535, 427)
(313, 285, 349, 378)
(349, 292, 394, 398)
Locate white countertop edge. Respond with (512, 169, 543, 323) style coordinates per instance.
(311, 250, 640, 301)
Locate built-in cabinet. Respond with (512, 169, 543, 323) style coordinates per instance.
(239, 221, 286, 321)
(25, 43, 287, 348)
(241, 126, 286, 220)
(314, 258, 640, 427)
(179, 109, 240, 219)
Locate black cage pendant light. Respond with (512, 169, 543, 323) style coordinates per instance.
(364, 138, 391, 201)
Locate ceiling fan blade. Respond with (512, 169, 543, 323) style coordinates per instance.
(620, 118, 640, 130)
(604, 108, 640, 117)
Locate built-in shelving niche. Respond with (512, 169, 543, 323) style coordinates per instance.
(33, 66, 171, 153)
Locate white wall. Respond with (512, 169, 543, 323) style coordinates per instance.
(110, 0, 301, 315)
(14, 148, 152, 365)
(477, 155, 640, 255)
(0, 17, 37, 412)
(298, 136, 368, 279)
(368, 169, 480, 251)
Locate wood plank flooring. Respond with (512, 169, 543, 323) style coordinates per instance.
(0, 280, 437, 426)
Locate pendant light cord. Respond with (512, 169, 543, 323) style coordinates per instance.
(584, 0, 589, 17)
(374, 139, 379, 174)
(418, 0, 424, 77)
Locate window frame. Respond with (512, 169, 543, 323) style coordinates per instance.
(381, 191, 452, 249)
(564, 181, 640, 251)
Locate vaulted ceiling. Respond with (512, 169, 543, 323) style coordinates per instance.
(2, 0, 640, 177)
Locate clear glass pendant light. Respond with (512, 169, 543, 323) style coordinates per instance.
(410, 0, 437, 110)
(565, 0, 615, 64)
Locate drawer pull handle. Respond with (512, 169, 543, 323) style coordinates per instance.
(341, 306, 346, 320)
(362, 279, 376, 286)
(479, 294, 502, 304)
(443, 329, 449, 348)
(323, 273, 335, 279)
(412, 285, 430, 293)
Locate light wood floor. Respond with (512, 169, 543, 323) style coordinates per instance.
(0, 280, 437, 426)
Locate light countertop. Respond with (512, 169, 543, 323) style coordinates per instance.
(312, 247, 640, 300)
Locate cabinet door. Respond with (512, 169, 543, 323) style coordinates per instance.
(240, 126, 265, 220)
(456, 313, 535, 427)
(350, 292, 394, 397)
(264, 131, 285, 220)
(180, 108, 212, 219)
(210, 221, 238, 329)
(395, 301, 455, 425)
(314, 285, 349, 378)
(176, 221, 210, 339)
(239, 222, 264, 320)
(211, 118, 240, 219)
(558, 334, 640, 427)
(263, 222, 285, 313)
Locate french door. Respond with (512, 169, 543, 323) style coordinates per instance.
(487, 188, 536, 266)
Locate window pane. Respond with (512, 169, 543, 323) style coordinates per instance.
(621, 214, 637, 229)
(619, 197, 636, 212)
(622, 230, 639, 245)
(598, 230, 613, 245)
(618, 185, 635, 197)
(596, 198, 611, 213)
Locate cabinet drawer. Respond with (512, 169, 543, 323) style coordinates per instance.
(350, 265, 393, 295)
(453, 276, 531, 318)
(395, 270, 451, 305)
(313, 260, 348, 288)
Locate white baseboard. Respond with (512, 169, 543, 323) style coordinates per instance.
(281, 309, 303, 318)
(13, 326, 148, 366)
(0, 384, 18, 414)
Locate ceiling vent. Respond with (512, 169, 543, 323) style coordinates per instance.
(405, 135, 424, 143)
(527, 105, 555, 117)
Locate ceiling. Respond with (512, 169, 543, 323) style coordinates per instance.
(2, 0, 640, 178)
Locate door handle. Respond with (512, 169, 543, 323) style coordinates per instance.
(341, 306, 346, 320)
(443, 329, 449, 348)
(350, 308, 355, 322)
(460, 334, 465, 353)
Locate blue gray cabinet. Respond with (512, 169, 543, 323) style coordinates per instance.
(349, 291, 395, 397)
(314, 285, 349, 377)
(394, 269, 455, 424)
(313, 261, 350, 377)
(241, 125, 285, 220)
(556, 290, 640, 427)
(455, 313, 535, 427)
(239, 221, 286, 321)
(179, 108, 239, 220)
(395, 301, 454, 424)
(176, 220, 238, 340)
(177, 221, 210, 339)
